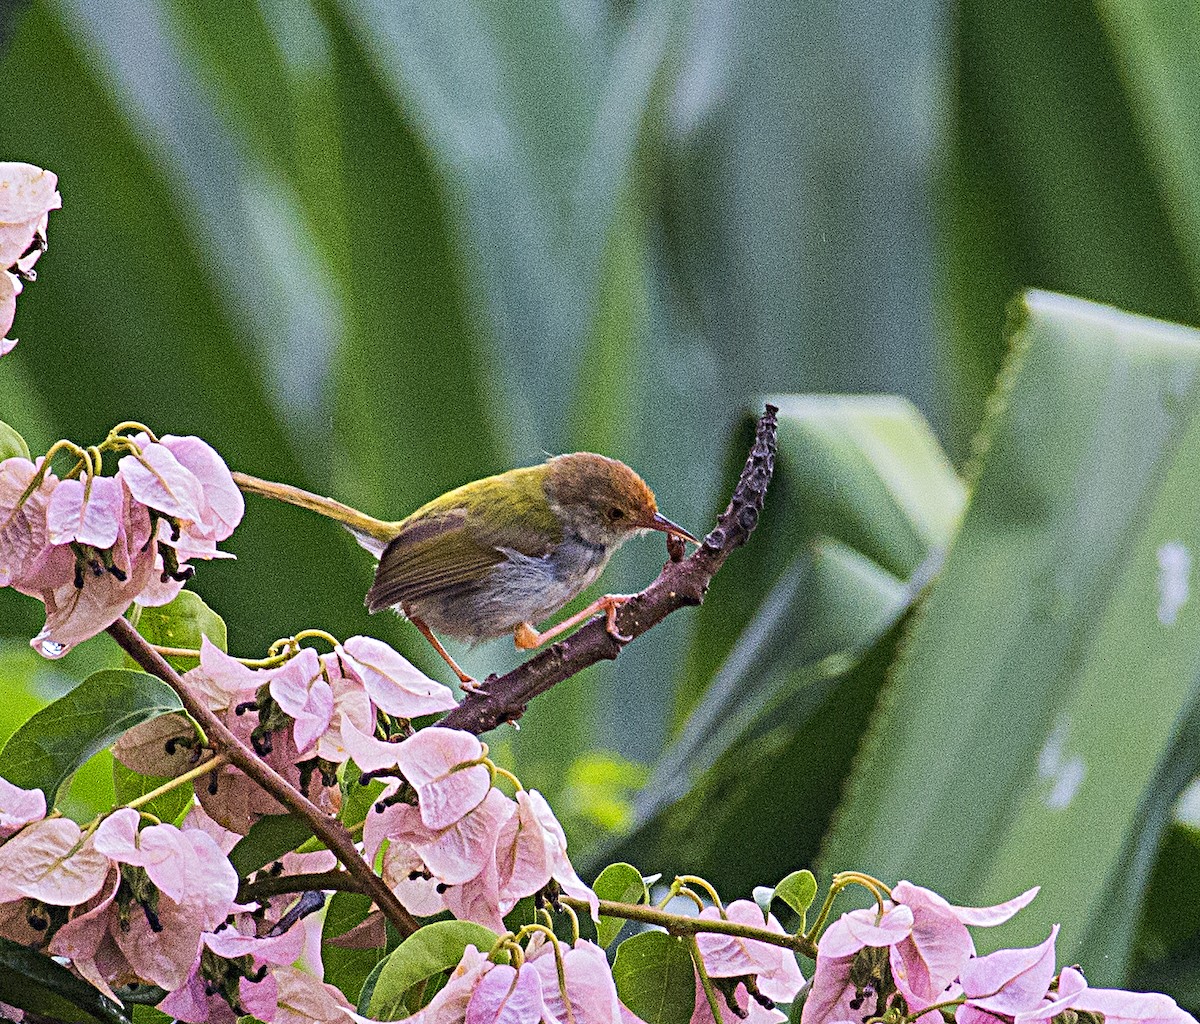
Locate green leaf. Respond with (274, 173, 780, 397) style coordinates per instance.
(0, 938, 130, 1024)
(340, 759, 385, 833)
(821, 292, 1200, 981)
(112, 759, 193, 826)
(128, 591, 227, 672)
(357, 958, 387, 1015)
(0, 669, 181, 803)
(368, 920, 499, 1020)
(0, 419, 29, 461)
(611, 931, 696, 1024)
(229, 812, 316, 876)
(594, 862, 648, 948)
(773, 870, 818, 932)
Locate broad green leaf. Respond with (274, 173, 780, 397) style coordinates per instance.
(0, 938, 130, 1024)
(229, 812, 316, 876)
(773, 870, 818, 932)
(611, 931, 695, 1024)
(821, 292, 1200, 981)
(128, 591, 226, 672)
(943, 0, 1199, 454)
(368, 920, 499, 1020)
(0, 669, 181, 802)
(594, 862, 648, 948)
(0, 419, 29, 461)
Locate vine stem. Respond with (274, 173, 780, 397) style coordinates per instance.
(106, 616, 422, 938)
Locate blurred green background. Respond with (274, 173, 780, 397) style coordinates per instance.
(3, 0, 1200, 1005)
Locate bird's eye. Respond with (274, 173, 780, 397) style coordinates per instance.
(608, 507, 625, 521)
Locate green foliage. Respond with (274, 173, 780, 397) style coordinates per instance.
(367, 920, 499, 1020)
(594, 862, 649, 948)
(611, 930, 695, 1024)
(772, 870, 818, 932)
(127, 592, 227, 672)
(0, 418, 29, 461)
(229, 812, 317, 876)
(0, 938, 130, 1024)
(0, 669, 181, 803)
(821, 292, 1200, 979)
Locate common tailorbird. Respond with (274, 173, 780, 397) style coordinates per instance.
(232, 454, 696, 686)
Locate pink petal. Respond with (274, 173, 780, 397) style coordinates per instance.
(690, 971, 788, 1024)
(270, 648, 335, 754)
(159, 435, 244, 540)
(340, 636, 458, 718)
(316, 652, 375, 763)
(1014, 967, 1089, 1024)
(533, 940, 624, 1024)
(0, 272, 16, 344)
(0, 818, 111, 905)
(819, 905, 914, 959)
(30, 540, 157, 657)
(496, 790, 554, 906)
(0, 163, 59, 268)
(525, 789, 599, 921)
(0, 163, 60, 222)
(118, 442, 206, 522)
(395, 727, 491, 830)
(0, 776, 45, 837)
(415, 788, 515, 885)
(949, 886, 1040, 928)
(467, 964, 546, 1024)
(45, 476, 123, 548)
(889, 883, 976, 1009)
(960, 926, 1059, 1015)
(341, 718, 405, 774)
(0, 336, 15, 358)
(382, 843, 447, 918)
(272, 966, 353, 1024)
(0, 456, 54, 588)
(1073, 984, 1199, 1024)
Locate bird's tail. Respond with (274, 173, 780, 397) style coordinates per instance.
(231, 472, 400, 557)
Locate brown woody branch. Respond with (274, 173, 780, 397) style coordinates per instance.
(440, 404, 779, 735)
(106, 616, 423, 938)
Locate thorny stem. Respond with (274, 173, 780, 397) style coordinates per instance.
(122, 753, 228, 812)
(688, 934, 726, 1024)
(107, 616, 423, 938)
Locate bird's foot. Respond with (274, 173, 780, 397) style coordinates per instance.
(600, 594, 634, 643)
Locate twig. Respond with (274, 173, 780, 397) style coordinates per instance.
(106, 617, 423, 937)
(233, 869, 815, 957)
(440, 404, 779, 735)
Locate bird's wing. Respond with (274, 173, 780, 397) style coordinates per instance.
(365, 503, 556, 614)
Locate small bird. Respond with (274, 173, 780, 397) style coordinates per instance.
(232, 454, 696, 686)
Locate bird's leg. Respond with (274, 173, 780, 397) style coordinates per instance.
(409, 616, 486, 694)
(513, 594, 636, 650)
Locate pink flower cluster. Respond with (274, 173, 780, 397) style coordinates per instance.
(117, 635, 459, 835)
(802, 882, 1198, 1024)
(0, 161, 61, 356)
(0, 784, 347, 1022)
(359, 725, 596, 934)
(0, 431, 243, 657)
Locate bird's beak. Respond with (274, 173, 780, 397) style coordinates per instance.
(647, 512, 699, 544)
